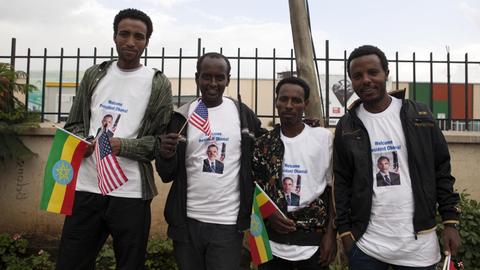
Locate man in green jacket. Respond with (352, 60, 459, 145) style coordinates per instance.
(57, 8, 172, 270)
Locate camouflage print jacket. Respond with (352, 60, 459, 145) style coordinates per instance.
(252, 124, 329, 245)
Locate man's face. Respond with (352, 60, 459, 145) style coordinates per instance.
(276, 83, 309, 127)
(196, 57, 230, 108)
(207, 146, 218, 160)
(282, 178, 293, 194)
(378, 159, 390, 173)
(102, 116, 113, 128)
(114, 18, 148, 69)
(349, 54, 389, 110)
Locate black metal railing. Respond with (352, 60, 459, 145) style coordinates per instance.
(2, 38, 479, 131)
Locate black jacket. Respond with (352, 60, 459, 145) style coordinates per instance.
(155, 97, 264, 241)
(334, 91, 460, 241)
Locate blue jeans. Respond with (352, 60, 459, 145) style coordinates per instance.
(347, 243, 436, 270)
(173, 218, 243, 270)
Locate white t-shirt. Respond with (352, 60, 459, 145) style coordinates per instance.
(356, 96, 440, 266)
(76, 62, 154, 198)
(270, 124, 333, 261)
(186, 98, 241, 225)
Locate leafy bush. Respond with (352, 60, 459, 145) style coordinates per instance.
(438, 192, 480, 270)
(145, 237, 178, 270)
(95, 236, 178, 270)
(0, 63, 39, 167)
(0, 233, 55, 270)
(0, 233, 178, 270)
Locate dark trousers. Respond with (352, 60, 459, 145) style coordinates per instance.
(258, 248, 328, 270)
(56, 191, 151, 270)
(173, 218, 243, 270)
(347, 243, 436, 270)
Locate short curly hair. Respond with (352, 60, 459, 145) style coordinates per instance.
(113, 8, 153, 39)
(196, 52, 231, 74)
(347, 45, 389, 78)
(275, 76, 310, 100)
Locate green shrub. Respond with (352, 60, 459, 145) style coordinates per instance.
(145, 237, 178, 270)
(438, 192, 480, 270)
(96, 243, 116, 270)
(0, 233, 55, 270)
(95, 236, 178, 270)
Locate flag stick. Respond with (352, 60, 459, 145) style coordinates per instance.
(254, 182, 288, 219)
(52, 125, 92, 145)
(442, 254, 451, 270)
(177, 120, 188, 135)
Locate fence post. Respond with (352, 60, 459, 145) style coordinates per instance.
(10, 38, 16, 68)
(429, 52, 433, 112)
(237, 48, 241, 96)
(325, 40, 330, 124)
(447, 52, 451, 130)
(412, 52, 416, 101)
(57, 48, 64, 123)
(465, 53, 469, 130)
(177, 48, 182, 107)
(272, 48, 276, 126)
(395, 52, 399, 90)
(196, 38, 201, 97)
(41, 48, 47, 122)
(25, 48, 31, 112)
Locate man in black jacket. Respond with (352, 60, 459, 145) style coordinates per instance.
(155, 52, 264, 270)
(334, 45, 461, 269)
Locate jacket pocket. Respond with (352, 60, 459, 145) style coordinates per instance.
(413, 116, 435, 128)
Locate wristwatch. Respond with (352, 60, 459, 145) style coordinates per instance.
(444, 223, 460, 230)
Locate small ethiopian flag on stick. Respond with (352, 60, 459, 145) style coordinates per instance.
(40, 127, 89, 215)
(247, 182, 283, 266)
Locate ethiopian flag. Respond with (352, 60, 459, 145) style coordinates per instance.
(247, 183, 280, 266)
(40, 128, 89, 215)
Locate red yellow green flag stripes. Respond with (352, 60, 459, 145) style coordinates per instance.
(254, 182, 278, 218)
(40, 128, 89, 215)
(247, 183, 279, 266)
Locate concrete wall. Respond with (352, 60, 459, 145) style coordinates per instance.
(1, 127, 479, 241)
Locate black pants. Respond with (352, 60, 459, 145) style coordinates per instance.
(56, 191, 151, 270)
(173, 218, 243, 270)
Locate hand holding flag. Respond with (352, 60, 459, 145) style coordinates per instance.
(247, 182, 285, 266)
(94, 127, 128, 195)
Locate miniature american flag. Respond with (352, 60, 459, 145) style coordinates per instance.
(188, 100, 212, 138)
(94, 128, 128, 195)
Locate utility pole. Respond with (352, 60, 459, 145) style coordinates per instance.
(289, 0, 324, 125)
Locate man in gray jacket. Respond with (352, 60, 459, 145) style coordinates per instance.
(57, 8, 172, 270)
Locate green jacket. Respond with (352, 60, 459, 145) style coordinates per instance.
(64, 60, 173, 200)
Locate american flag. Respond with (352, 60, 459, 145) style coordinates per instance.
(188, 100, 212, 138)
(94, 129, 128, 195)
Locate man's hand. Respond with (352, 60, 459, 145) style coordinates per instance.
(109, 138, 121, 155)
(442, 226, 461, 256)
(267, 211, 296, 234)
(318, 228, 337, 266)
(159, 133, 181, 159)
(341, 234, 354, 255)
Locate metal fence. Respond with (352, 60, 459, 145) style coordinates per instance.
(2, 37, 480, 131)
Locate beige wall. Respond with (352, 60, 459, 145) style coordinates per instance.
(1, 127, 479, 240)
(474, 84, 480, 119)
(0, 129, 170, 240)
